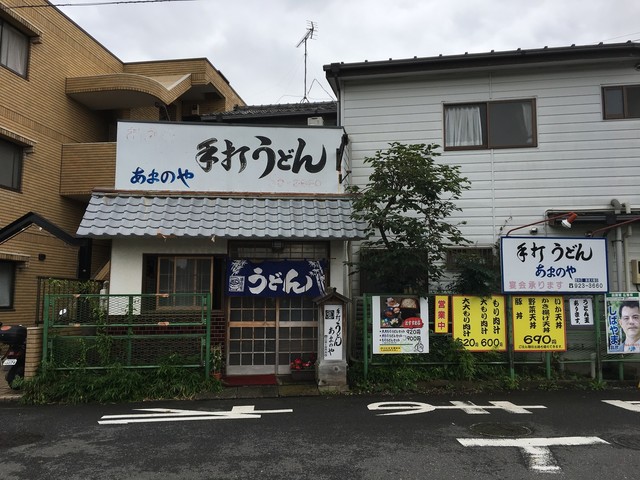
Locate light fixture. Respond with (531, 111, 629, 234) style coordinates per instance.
(560, 212, 578, 228)
(506, 212, 578, 236)
(585, 216, 640, 237)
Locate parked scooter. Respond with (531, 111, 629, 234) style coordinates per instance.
(0, 322, 27, 388)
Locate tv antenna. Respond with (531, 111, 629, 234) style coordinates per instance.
(296, 21, 317, 103)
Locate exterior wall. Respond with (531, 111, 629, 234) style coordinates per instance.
(0, 1, 123, 325)
(339, 62, 640, 293)
(0, 0, 245, 327)
(110, 237, 230, 295)
(110, 237, 347, 297)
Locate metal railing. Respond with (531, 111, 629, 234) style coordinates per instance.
(356, 294, 639, 382)
(42, 293, 212, 376)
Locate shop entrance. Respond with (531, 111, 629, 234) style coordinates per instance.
(226, 296, 317, 375)
(225, 241, 328, 376)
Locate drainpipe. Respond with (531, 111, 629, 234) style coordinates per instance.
(622, 202, 632, 291)
(611, 199, 625, 291)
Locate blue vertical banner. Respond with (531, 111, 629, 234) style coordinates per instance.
(227, 259, 327, 297)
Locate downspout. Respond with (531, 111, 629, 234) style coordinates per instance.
(611, 199, 625, 291)
(622, 202, 632, 291)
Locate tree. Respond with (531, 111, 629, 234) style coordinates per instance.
(347, 142, 470, 296)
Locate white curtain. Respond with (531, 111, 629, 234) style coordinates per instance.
(1, 22, 28, 76)
(521, 102, 533, 144)
(445, 105, 483, 147)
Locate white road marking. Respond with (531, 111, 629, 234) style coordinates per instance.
(458, 436, 609, 473)
(98, 405, 293, 425)
(367, 400, 546, 416)
(602, 400, 640, 413)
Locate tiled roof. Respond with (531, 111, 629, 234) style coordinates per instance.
(77, 193, 367, 240)
(206, 101, 337, 120)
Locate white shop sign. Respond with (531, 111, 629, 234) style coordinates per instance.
(115, 121, 344, 194)
(501, 237, 608, 293)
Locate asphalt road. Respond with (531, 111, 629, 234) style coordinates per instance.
(1, 388, 639, 479)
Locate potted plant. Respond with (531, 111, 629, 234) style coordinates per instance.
(289, 353, 316, 381)
(211, 344, 224, 380)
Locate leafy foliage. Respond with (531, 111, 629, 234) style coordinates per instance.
(446, 249, 502, 296)
(347, 142, 470, 295)
(349, 336, 509, 394)
(18, 358, 222, 405)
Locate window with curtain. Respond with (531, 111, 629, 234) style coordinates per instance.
(603, 85, 640, 119)
(0, 261, 15, 308)
(157, 256, 213, 309)
(444, 99, 536, 150)
(0, 138, 23, 191)
(0, 19, 29, 77)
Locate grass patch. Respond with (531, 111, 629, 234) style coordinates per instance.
(16, 361, 223, 405)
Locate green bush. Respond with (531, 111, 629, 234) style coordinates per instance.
(18, 361, 222, 405)
(349, 336, 510, 393)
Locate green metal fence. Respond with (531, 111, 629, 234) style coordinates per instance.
(358, 293, 640, 382)
(42, 293, 212, 376)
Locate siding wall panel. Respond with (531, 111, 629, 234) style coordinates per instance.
(341, 62, 640, 248)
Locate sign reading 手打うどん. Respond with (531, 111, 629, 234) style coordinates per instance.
(500, 237, 608, 293)
(115, 121, 344, 194)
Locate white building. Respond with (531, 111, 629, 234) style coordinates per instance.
(324, 42, 640, 294)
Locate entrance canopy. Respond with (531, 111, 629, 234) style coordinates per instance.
(76, 193, 367, 240)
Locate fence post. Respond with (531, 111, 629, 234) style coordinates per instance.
(363, 294, 369, 380)
(506, 295, 515, 381)
(205, 293, 211, 378)
(42, 294, 50, 363)
(594, 295, 603, 382)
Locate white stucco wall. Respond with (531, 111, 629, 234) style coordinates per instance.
(109, 237, 348, 297)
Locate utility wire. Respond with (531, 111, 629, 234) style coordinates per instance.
(10, 0, 201, 8)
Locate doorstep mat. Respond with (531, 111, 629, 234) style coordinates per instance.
(222, 374, 278, 386)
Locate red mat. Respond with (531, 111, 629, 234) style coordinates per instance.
(222, 375, 278, 386)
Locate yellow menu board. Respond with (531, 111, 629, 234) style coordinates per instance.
(511, 296, 566, 352)
(452, 295, 506, 351)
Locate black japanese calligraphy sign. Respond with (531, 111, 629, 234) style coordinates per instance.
(501, 236, 608, 294)
(115, 121, 345, 194)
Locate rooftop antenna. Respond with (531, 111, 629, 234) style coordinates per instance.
(296, 21, 317, 103)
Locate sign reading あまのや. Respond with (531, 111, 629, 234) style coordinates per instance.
(500, 237, 608, 293)
(115, 121, 345, 194)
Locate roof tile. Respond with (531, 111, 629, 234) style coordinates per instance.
(77, 194, 367, 240)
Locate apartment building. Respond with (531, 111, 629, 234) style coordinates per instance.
(0, 0, 244, 326)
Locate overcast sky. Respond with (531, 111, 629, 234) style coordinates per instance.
(55, 0, 640, 107)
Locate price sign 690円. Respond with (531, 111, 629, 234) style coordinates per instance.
(512, 296, 566, 352)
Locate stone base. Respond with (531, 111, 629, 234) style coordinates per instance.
(317, 359, 348, 389)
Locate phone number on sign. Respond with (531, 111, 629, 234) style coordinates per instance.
(568, 282, 604, 289)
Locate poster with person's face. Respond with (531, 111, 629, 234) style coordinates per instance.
(605, 293, 640, 354)
(371, 295, 429, 354)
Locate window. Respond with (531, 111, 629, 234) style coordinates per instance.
(444, 99, 536, 150)
(0, 18, 29, 77)
(158, 256, 211, 309)
(446, 247, 495, 270)
(142, 255, 225, 310)
(603, 85, 640, 119)
(0, 261, 15, 308)
(0, 138, 22, 191)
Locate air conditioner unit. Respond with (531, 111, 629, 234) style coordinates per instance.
(191, 104, 200, 115)
(307, 116, 324, 126)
